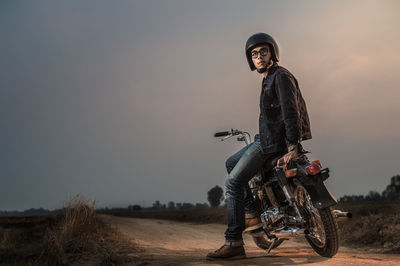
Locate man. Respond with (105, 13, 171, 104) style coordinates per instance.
(206, 33, 312, 260)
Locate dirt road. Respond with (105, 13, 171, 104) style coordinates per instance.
(100, 215, 400, 265)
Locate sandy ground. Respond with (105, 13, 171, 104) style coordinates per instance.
(100, 215, 400, 265)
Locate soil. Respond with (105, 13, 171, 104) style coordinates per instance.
(99, 215, 400, 265)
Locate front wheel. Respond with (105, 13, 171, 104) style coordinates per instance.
(294, 183, 339, 257)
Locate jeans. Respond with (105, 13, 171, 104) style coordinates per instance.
(224, 139, 276, 243)
(225, 144, 259, 217)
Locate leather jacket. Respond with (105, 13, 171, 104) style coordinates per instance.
(256, 63, 312, 154)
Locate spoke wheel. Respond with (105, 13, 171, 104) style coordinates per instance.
(294, 182, 339, 257)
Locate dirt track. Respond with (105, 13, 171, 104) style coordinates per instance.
(100, 215, 400, 265)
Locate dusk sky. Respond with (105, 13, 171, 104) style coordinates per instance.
(1, 0, 399, 211)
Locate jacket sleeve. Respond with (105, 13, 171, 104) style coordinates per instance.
(275, 70, 300, 145)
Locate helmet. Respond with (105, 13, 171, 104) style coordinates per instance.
(245, 33, 280, 71)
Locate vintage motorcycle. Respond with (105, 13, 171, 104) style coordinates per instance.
(214, 129, 351, 257)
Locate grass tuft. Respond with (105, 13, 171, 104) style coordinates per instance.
(0, 194, 139, 265)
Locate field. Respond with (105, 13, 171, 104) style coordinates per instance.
(1, 201, 399, 265)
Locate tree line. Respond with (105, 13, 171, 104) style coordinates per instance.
(2, 175, 398, 216)
(121, 185, 225, 211)
(339, 175, 400, 203)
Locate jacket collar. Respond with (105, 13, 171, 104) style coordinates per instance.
(262, 63, 279, 87)
(268, 62, 279, 75)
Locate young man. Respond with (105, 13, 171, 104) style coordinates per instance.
(206, 33, 312, 260)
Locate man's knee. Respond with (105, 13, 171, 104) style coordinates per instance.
(224, 174, 244, 198)
(225, 157, 235, 173)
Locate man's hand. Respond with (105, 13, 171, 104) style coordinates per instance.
(277, 146, 299, 171)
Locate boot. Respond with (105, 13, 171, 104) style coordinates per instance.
(206, 244, 246, 260)
(243, 217, 263, 233)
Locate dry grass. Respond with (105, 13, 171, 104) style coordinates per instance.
(0, 194, 139, 265)
(336, 202, 400, 253)
(0, 214, 63, 264)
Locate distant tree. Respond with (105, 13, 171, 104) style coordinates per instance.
(168, 201, 175, 210)
(176, 203, 182, 210)
(128, 205, 142, 211)
(365, 191, 382, 201)
(23, 208, 50, 215)
(208, 185, 224, 208)
(195, 203, 209, 209)
(152, 200, 161, 209)
(338, 194, 365, 203)
(382, 175, 400, 201)
(181, 203, 194, 209)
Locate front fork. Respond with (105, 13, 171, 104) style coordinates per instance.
(274, 168, 304, 223)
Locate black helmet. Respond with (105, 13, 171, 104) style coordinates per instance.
(245, 33, 280, 71)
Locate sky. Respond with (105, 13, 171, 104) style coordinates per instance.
(1, 0, 399, 211)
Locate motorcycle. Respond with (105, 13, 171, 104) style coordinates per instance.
(214, 129, 351, 257)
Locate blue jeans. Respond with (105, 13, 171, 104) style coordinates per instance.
(224, 139, 276, 243)
(225, 144, 259, 217)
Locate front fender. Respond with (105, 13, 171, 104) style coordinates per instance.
(298, 169, 337, 209)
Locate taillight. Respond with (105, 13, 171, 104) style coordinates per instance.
(285, 168, 297, 178)
(306, 160, 322, 175)
(312, 160, 321, 167)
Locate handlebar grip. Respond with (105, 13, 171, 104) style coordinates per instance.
(214, 131, 230, 137)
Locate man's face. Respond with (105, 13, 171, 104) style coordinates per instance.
(251, 45, 271, 70)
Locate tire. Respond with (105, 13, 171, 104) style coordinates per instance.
(294, 183, 339, 257)
(305, 207, 339, 257)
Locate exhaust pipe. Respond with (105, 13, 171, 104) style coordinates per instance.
(332, 210, 352, 220)
(272, 227, 309, 239)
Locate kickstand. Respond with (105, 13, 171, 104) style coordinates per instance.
(265, 238, 277, 255)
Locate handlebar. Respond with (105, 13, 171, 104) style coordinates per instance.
(213, 129, 252, 145)
(214, 131, 230, 137)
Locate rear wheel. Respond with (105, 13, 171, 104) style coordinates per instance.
(294, 183, 339, 257)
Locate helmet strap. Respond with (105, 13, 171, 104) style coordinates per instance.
(256, 60, 273, 74)
(256, 67, 267, 74)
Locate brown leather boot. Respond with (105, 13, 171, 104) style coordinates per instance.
(206, 244, 246, 260)
(243, 217, 263, 233)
